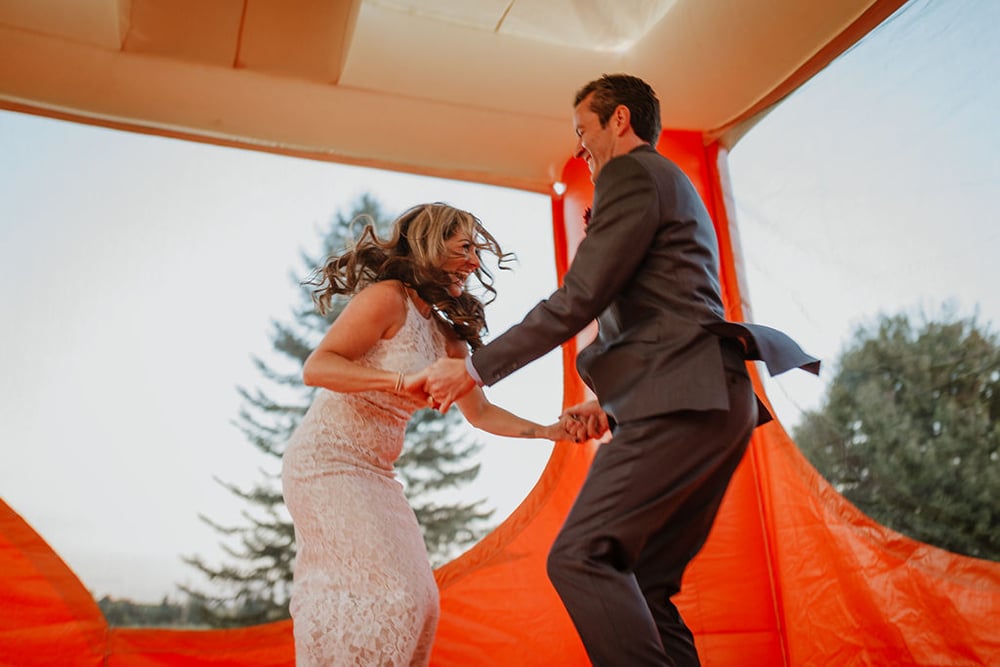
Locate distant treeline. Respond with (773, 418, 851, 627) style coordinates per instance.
(96, 595, 210, 628)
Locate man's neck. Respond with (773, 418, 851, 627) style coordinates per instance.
(614, 134, 649, 158)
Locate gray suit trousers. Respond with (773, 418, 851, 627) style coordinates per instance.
(547, 365, 758, 667)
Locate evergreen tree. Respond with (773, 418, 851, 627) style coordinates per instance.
(398, 407, 494, 568)
(181, 194, 494, 626)
(793, 309, 1000, 561)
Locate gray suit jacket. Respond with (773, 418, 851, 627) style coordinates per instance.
(472, 145, 819, 424)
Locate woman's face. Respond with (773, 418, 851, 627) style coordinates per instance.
(441, 230, 481, 297)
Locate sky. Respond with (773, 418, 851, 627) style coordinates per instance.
(728, 0, 1000, 419)
(1, 0, 997, 603)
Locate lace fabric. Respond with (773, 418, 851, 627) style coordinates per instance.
(282, 295, 447, 666)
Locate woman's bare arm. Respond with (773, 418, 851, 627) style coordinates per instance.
(302, 281, 418, 395)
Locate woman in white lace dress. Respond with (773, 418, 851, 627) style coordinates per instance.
(281, 203, 568, 666)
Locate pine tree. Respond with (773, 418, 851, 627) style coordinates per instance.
(398, 408, 494, 568)
(181, 194, 494, 626)
(794, 308, 1000, 561)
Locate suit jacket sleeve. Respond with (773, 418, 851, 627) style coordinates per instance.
(472, 154, 659, 386)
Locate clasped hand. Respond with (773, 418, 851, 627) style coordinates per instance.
(402, 357, 476, 413)
(558, 399, 609, 442)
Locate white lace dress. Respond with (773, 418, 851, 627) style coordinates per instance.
(282, 295, 446, 666)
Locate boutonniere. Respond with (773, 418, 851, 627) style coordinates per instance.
(583, 207, 592, 226)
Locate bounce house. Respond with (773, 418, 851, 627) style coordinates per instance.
(1, 0, 998, 664)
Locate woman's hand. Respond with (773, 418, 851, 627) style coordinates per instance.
(560, 400, 609, 441)
(557, 413, 590, 442)
(539, 421, 575, 442)
(402, 367, 432, 403)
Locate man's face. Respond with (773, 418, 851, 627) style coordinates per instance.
(573, 93, 616, 183)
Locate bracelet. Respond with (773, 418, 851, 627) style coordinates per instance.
(393, 371, 404, 393)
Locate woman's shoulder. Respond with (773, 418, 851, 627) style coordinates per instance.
(351, 280, 409, 321)
(358, 278, 407, 300)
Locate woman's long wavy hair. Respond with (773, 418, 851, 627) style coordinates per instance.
(305, 203, 513, 349)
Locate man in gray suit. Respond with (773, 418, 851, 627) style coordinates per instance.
(424, 74, 819, 666)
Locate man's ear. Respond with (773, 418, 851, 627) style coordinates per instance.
(612, 104, 631, 136)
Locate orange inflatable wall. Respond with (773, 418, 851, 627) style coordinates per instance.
(2, 132, 998, 666)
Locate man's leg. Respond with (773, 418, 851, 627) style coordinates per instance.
(633, 369, 757, 665)
(633, 371, 757, 665)
(547, 370, 757, 667)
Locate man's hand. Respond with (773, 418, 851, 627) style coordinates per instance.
(560, 399, 609, 441)
(425, 357, 477, 413)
